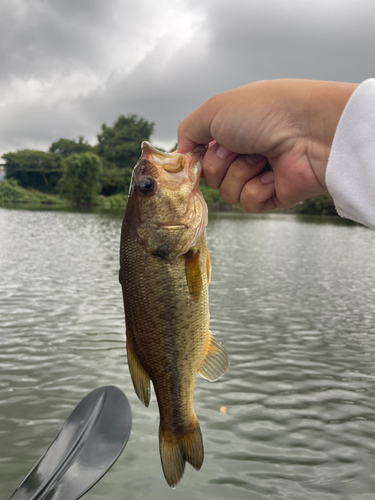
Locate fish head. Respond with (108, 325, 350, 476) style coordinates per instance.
(127, 141, 208, 261)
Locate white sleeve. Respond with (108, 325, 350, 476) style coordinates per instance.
(326, 78, 375, 229)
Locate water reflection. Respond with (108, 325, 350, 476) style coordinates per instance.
(1, 207, 375, 499)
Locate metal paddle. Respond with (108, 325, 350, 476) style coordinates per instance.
(9, 385, 132, 500)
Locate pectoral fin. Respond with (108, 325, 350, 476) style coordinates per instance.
(198, 331, 229, 381)
(126, 336, 150, 407)
(185, 249, 202, 303)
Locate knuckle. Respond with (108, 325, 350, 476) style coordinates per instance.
(203, 159, 219, 179)
(218, 185, 235, 204)
(231, 161, 248, 182)
(243, 201, 262, 213)
(242, 179, 256, 199)
(206, 91, 223, 108)
(242, 200, 263, 213)
(240, 181, 262, 213)
(177, 120, 184, 137)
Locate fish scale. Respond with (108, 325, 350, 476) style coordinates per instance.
(120, 142, 229, 488)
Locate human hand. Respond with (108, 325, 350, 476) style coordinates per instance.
(177, 79, 358, 212)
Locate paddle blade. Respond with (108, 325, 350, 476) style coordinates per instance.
(10, 386, 132, 500)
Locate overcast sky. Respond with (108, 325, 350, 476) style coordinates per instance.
(0, 0, 374, 157)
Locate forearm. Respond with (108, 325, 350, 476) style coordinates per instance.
(301, 80, 359, 188)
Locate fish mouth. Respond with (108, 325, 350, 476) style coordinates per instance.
(155, 200, 195, 230)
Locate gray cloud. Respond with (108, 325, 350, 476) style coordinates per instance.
(0, 0, 374, 156)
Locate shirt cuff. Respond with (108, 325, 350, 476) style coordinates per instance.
(326, 78, 375, 229)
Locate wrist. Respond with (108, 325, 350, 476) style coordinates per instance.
(307, 81, 359, 189)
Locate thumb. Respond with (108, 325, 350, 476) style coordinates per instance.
(177, 99, 218, 153)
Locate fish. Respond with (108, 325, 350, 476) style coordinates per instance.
(119, 141, 229, 488)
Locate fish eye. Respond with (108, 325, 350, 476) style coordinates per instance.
(138, 177, 155, 195)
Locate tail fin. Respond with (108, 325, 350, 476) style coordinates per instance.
(159, 420, 204, 488)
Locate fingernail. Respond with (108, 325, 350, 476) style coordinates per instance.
(216, 145, 232, 159)
(245, 154, 266, 165)
(260, 170, 275, 184)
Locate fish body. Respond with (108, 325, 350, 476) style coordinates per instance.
(119, 142, 229, 488)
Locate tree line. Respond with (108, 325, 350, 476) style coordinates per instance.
(1, 112, 337, 214)
(2, 114, 154, 205)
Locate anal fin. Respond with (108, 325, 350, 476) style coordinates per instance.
(198, 331, 229, 381)
(126, 336, 151, 407)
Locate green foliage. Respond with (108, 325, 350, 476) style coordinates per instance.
(0, 179, 65, 205)
(1, 113, 155, 201)
(97, 114, 154, 195)
(96, 193, 128, 207)
(99, 166, 130, 195)
(59, 152, 103, 206)
(3, 150, 62, 191)
(49, 136, 95, 157)
(292, 193, 337, 215)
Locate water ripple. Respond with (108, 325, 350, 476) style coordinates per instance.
(2, 209, 375, 499)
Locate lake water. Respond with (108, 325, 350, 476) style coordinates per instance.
(1, 207, 375, 500)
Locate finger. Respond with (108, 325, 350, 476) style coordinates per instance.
(218, 155, 268, 204)
(176, 136, 201, 154)
(203, 142, 238, 189)
(177, 97, 220, 153)
(199, 141, 215, 180)
(239, 171, 277, 212)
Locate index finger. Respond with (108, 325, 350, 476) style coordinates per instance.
(177, 98, 217, 153)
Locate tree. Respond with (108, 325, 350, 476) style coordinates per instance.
(59, 152, 102, 206)
(49, 136, 96, 157)
(2, 150, 62, 191)
(97, 114, 154, 194)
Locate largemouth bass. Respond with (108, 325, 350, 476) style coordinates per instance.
(119, 142, 229, 488)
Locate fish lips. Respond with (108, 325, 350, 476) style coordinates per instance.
(133, 142, 206, 190)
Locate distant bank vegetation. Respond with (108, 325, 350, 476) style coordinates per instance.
(0, 113, 336, 215)
(1, 114, 152, 207)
